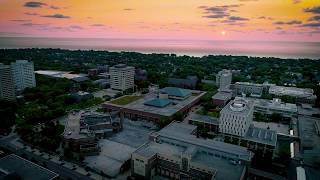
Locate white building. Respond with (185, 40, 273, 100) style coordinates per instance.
(254, 98, 298, 118)
(110, 64, 134, 91)
(0, 64, 16, 101)
(219, 97, 254, 137)
(11, 60, 36, 91)
(269, 85, 317, 104)
(216, 69, 232, 91)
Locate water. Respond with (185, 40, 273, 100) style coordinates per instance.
(0, 37, 319, 59)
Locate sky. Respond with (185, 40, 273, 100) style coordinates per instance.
(0, 0, 320, 42)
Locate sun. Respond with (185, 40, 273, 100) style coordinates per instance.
(221, 31, 226, 36)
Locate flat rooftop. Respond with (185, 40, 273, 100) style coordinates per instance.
(254, 98, 298, 113)
(35, 70, 88, 80)
(212, 91, 232, 101)
(220, 97, 254, 116)
(269, 86, 316, 98)
(154, 122, 252, 161)
(253, 121, 290, 135)
(63, 111, 94, 139)
(104, 89, 206, 117)
(0, 154, 58, 180)
(189, 113, 219, 125)
(135, 123, 248, 179)
(244, 125, 277, 146)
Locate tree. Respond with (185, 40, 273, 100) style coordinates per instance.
(174, 112, 184, 122)
(269, 113, 283, 122)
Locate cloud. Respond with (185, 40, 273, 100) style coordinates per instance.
(50, 6, 60, 10)
(199, 4, 242, 19)
(91, 24, 105, 27)
(292, 0, 301, 4)
(24, 12, 39, 16)
(228, 16, 249, 21)
(69, 25, 83, 29)
(308, 16, 320, 22)
(276, 27, 283, 30)
(21, 22, 48, 26)
(11, 19, 31, 22)
(123, 8, 134, 11)
(24, 1, 47, 8)
(257, 16, 274, 20)
(304, 6, 320, 14)
(273, 20, 302, 25)
(238, 0, 258, 1)
(302, 23, 320, 28)
(41, 14, 70, 19)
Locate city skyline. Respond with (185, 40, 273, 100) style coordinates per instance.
(0, 0, 320, 42)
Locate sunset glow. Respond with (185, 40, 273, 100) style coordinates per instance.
(0, 0, 320, 42)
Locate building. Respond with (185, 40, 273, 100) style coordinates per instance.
(216, 69, 232, 91)
(269, 86, 317, 104)
(80, 110, 121, 136)
(11, 60, 36, 91)
(35, 70, 89, 82)
(212, 90, 233, 107)
(97, 64, 109, 73)
(253, 98, 298, 118)
(188, 114, 220, 134)
(62, 111, 100, 160)
(110, 64, 135, 91)
(103, 87, 205, 122)
(131, 122, 252, 180)
(168, 76, 198, 90)
(0, 64, 16, 101)
(0, 154, 59, 180)
(219, 97, 277, 154)
(219, 97, 254, 137)
(69, 91, 93, 102)
(232, 82, 264, 97)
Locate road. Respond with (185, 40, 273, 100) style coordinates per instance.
(0, 134, 92, 180)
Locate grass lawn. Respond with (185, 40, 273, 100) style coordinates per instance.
(110, 95, 142, 105)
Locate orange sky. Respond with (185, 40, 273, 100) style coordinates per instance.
(0, 0, 320, 41)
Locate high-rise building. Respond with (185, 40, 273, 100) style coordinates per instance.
(216, 69, 232, 91)
(11, 60, 36, 91)
(0, 63, 16, 101)
(219, 97, 254, 137)
(110, 64, 134, 91)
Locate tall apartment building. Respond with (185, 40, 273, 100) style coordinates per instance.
(0, 63, 16, 101)
(216, 69, 232, 91)
(219, 97, 254, 137)
(110, 64, 135, 91)
(11, 60, 36, 91)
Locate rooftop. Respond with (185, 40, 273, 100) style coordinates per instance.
(154, 122, 252, 161)
(244, 125, 277, 146)
(63, 110, 94, 139)
(212, 91, 232, 101)
(144, 98, 171, 108)
(35, 70, 88, 81)
(0, 154, 58, 180)
(111, 64, 134, 69)
(220, 97, 254, 115)
(160, 87, 192, 98)
(189, 113, 219, 125)
(269, 86, 316, 98)
(104, 89, 205, 117)
(254, 98, 298, 113)
(110, 95, 142, 105)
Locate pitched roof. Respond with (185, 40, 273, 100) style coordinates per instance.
(144, 98, 171, 108)
(161, 87, 191, 97)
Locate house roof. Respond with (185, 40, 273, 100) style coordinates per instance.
(144, 98, 171, 108)
(161, 87, 191, 97)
